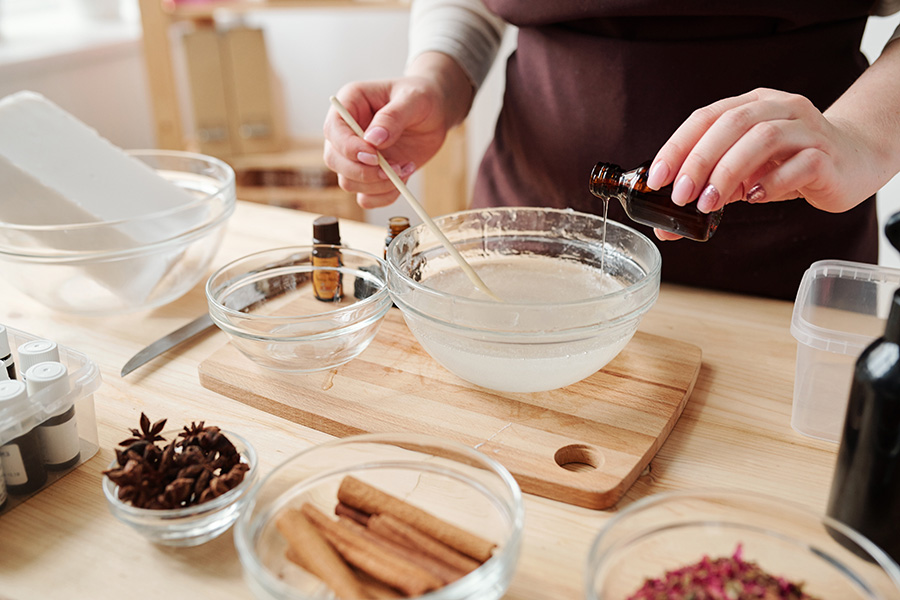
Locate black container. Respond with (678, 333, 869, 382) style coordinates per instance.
(826, 287, 900, 563)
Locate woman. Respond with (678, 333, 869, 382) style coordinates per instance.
(324, 0, 900, 299)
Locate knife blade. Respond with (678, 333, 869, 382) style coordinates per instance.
(120, 251, 314, 377)
(120, 312, 215, 377)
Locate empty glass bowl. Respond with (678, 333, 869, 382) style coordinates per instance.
(385, 207, 661, 392)
(0, 150, 236, 315)
(234, 432, 524, 600)
(102, 430, 258, 547)
(585, 489, 900, 599)
(206, 246, 391, 372)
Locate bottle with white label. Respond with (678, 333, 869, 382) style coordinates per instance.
(0, 380, 47, 495)
(26, 362, 80, 471)
(17, 339, 59, 378)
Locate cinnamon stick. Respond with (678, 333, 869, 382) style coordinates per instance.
(301, 503, 443, 597)
(336, 501, 371, 526)
(338, 516, 466, 584)
(276, 508, 370, 600)
(367, 512, 481, 574)
(338, 476, 496, 562)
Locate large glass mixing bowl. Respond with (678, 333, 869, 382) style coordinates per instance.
(385, 207, 661, 393)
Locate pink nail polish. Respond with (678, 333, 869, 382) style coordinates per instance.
(357, 152, 378, 166)
(363, 126, 389, 146)
(671, 175, 695, 206)
(746, 184, 766, 203)
(698, 184, 720, 213)
(647, 160, 669, 190)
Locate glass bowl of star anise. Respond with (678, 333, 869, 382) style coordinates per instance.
(101, 414, 258, 547)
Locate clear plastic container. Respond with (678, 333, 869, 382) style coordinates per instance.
(0, 325, 101, 513)
(790, 260, 900, 442)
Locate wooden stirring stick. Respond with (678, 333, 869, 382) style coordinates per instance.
(329, 96, 503, 302)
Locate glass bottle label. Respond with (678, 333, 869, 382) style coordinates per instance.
(0, 443, 28, 485)
(38, 417, 80, 466)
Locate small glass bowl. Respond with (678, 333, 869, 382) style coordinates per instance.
(0, 150, 236, 315)
(585, 489, 900, 599)
(206, 246, 391, 372)
(102, 430, 258, 547)
(386, 207, 661, 392)
(234, 432, 524, 600)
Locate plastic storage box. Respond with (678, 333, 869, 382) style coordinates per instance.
(0, 325, 101, 514)
(790, 260, 900, 442)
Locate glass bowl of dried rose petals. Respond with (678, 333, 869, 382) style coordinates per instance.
(101, 414, 258, 547)
(585, 489, 900, 600)
(234, 432, 524, 600)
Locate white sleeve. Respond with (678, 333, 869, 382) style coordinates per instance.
(873, 0, 900, 46)
(407, 0, 508, 90)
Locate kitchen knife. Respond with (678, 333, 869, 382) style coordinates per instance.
(120, 251, 314, 377)
(120, 313, 215, 377)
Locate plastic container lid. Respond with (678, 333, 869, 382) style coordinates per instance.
(790, 260, 900, 355)
(0, 329, 100, 447)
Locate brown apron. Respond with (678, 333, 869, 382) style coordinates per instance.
(474, 0, 879, 300)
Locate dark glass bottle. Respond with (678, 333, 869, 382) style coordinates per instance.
(384, 216, 411, 259)
(312, 216, 343, 302)
(589, 161, 724, 242)
(0, 380, 48, 495)
(826, 287, 900, 563)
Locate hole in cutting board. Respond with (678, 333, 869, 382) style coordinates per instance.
(554, 444, 604, 472)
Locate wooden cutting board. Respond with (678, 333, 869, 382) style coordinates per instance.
(199, 310, 701, 509)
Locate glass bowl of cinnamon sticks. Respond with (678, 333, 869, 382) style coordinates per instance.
(234, 432, 524, 600)
(101, 421, 258, 547)
(585, 489, 900, 599)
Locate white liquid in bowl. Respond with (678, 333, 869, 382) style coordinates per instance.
(404, 255, 640, 393)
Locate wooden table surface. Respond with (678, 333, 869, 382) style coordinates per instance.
(0, 201, 840, 599)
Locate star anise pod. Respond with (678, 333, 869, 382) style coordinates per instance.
(107, 414, 249, 510)
(119, 413, 167, 448)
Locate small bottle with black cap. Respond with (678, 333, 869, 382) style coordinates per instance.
(312, 215, 343, 302)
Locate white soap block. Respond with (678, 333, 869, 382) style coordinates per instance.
(0, 91, 203, 305)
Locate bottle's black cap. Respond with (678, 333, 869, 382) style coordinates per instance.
(313, 216, 341, 245)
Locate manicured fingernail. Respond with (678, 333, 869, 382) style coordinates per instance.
(399, 162, 416, 178)
(671, 174, 695, 206)
(746, 184, 767, 203)
(357, 151, 378, 166)
(363, 126, 389, 146)
(647, 160, 669, 190)
(698, 184, 720, 213)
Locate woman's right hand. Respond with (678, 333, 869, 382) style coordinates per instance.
(323, 53, 475, 209)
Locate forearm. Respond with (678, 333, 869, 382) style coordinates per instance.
(404, 51, 477, 129)
(825, 38, 900, 193)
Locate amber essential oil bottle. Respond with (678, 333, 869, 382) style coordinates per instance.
(312, 216, 343, 302)
(384, 216, 411, 258)
(589, 161, 724, 242)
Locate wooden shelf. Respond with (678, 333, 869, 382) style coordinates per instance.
(138, 0, 467, 220)
(164, 0, 409, 20)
